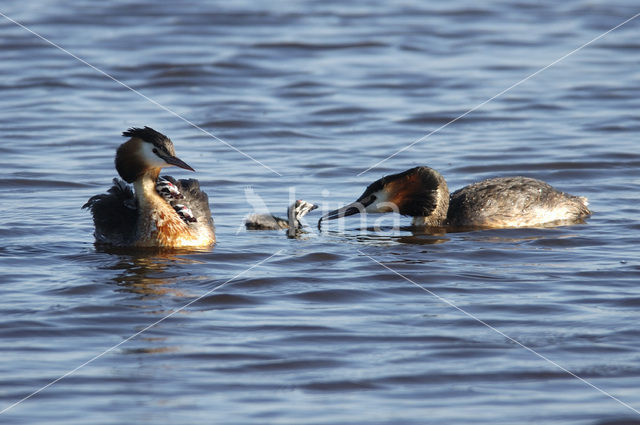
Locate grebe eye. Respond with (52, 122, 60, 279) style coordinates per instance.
(152, 148, 158, 154)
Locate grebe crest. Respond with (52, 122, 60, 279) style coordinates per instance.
(319, 166, 590, 229)
(83, 127, 215, 247)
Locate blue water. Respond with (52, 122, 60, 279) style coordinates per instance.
(1, 1, 640, 424)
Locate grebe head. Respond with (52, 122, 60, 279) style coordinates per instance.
(115, 126, 195, 183)
(289, 200, 318, 220)
(286, 200, 318, 238)
(318, 166, 449, 226)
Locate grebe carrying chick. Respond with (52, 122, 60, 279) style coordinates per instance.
(319, 166, 590, 229)
(83, 127, 215, 247)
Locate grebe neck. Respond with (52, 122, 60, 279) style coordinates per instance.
(287, 204, 297, 238)
(133, 168, 163, 209)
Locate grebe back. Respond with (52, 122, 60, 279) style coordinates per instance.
(446, 175, 590, 228)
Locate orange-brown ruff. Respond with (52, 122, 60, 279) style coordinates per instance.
(83, 127, 215, 248)
(133, 172, 214, 247)
(319, 166, 590, 229)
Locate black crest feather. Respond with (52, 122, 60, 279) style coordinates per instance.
(122, 126, 170, 146)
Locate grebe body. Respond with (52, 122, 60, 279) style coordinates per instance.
(445, 176, 590, 228)
(83, 127, 215, 247)
(319, 166, 590, 229)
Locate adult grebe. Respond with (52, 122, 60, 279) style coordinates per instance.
(83, 127, 215, 247)
(318, 166, 591, 229)
(245, 200, 318, 231)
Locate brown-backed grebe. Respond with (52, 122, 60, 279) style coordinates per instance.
(245, 200, 318, 231)
(83, 127, 215, 247)
(319, 166, 591, 229)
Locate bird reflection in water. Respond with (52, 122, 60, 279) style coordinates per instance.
(95, 248, 215, 357)
(98, 246, 212, 298)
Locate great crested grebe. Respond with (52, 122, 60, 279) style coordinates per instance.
(83, 127, 215, 247)
(318, 166, 591, 229)
(245, 200, 318, 231)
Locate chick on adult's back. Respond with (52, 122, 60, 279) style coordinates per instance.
(83, 127, 215, 247)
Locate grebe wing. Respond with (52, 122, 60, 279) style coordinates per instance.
(82, 178, 138, 245)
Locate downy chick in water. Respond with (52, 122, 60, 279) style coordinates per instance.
(245, 200, 318, 231)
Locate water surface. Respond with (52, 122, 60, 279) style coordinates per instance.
(1, 1, 640, 424)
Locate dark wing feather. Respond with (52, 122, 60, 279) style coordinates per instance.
(82, 178, 138, 245)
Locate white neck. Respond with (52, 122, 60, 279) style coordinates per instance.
(133, 171, 162, 208)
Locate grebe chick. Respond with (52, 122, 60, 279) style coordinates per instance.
(245, 200, 318, 230)
(83, 127, 215, 247)
(319, 166, 591, 229)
